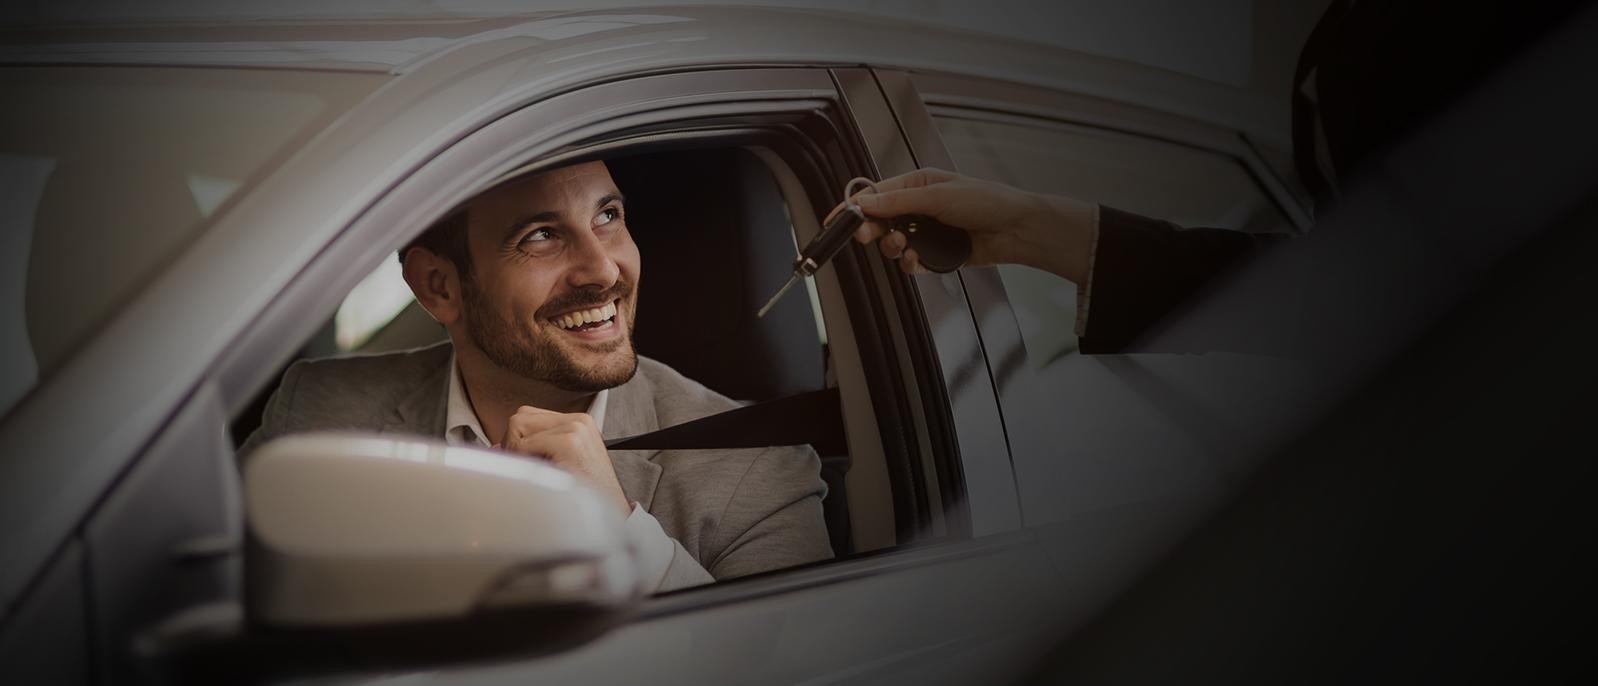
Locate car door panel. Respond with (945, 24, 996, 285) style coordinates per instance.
(0, 540, 88, 685)
(83, 382, 241, 684)
(406, 536, 1061, 686)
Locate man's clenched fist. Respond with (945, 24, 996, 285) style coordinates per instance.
(495, 406, 630, 513)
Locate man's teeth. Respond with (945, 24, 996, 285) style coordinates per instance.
(554, 301, 618, 330)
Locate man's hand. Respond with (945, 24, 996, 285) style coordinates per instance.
(496, 406, 631, 514)
(842, 168, 1097, 284)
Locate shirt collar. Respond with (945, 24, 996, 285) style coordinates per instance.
(445, 353, 608, 447)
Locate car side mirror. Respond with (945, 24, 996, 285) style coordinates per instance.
(141, 433, 644, 684)
(246, 432, 641, 625)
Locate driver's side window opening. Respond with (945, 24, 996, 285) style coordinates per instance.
(229, 144, 925, 591)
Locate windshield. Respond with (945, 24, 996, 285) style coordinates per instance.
(0, 65, 385, 417)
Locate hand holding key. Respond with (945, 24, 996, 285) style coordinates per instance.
(759, 175, 972, 317)
(846, 168, 1098, 284)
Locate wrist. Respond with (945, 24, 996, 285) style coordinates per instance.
(1021, 192, 1096, 284)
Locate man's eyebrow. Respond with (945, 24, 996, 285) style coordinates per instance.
(500, 193, 625, 239)
(502, 210, 559, 239)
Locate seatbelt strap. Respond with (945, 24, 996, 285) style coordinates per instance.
(604, 387, 845, 455)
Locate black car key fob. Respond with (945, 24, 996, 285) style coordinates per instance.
(893, 214, 971, 273)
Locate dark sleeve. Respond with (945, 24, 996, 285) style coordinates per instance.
(1078, 205, 1281, 354)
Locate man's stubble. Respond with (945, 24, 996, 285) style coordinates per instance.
(461, 277, 639, 393)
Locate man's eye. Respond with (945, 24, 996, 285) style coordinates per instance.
(519, 227, 554, 244)
(597, 208, 619, 225)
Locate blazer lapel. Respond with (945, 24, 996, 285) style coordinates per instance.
(604, 370, 664, 511)
(383, 355, 451, 438)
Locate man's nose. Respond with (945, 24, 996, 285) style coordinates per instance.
(564, 232, 621, 289)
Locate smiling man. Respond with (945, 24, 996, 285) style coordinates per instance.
(241, 160, 832, 592)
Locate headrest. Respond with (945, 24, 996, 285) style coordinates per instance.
(608, 149, 824, 403)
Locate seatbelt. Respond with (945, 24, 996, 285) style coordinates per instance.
(604, 387, 846, 455)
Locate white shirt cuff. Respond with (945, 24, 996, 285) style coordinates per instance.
(624, 502, 676, 592)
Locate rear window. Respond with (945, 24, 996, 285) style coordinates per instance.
(0, 66, 384, 417)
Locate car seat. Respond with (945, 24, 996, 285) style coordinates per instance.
(607, 148, 853, 555)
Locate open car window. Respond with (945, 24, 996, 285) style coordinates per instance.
(230, 147, 869, 571)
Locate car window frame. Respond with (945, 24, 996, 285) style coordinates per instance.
(213, 65, 1002, 607)
(906, 70, 1312, 232)
(838, 68, 1022, 541)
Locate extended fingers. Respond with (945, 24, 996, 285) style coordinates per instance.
(864, 232, 927, 274)
(877, 230, 908, 258)
(870, 167, 958, 193)
(899, 247, 926, 274)
(853, 186, 954, 222)
(853, 218, 890, 244)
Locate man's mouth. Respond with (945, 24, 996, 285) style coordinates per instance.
(549, 299, 619, 331)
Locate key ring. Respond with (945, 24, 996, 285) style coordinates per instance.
(837, 175, 972, 273)
(845, 177, 877, 198)
(824, 177, 880, 226)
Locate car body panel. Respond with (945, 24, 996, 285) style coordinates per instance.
(370, 534, 1062, 686)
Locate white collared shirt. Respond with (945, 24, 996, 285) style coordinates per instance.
(442, 355, 677, 591)
(443, 358, 608, 447)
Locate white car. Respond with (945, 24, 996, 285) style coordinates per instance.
(5, 4, 1588, 685)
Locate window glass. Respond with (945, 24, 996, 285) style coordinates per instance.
(335, 258, 418, 352)
(0, 66, 383, 417)
(935, 113, 1295, 524)
(934, 114, 1289, 359)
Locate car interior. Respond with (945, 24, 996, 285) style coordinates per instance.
(228, 145, 888, 564)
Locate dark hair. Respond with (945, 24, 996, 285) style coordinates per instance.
(397, 208, 472, 277)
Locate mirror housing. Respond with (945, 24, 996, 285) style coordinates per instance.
(244, 432, 642, 626)
(138, 433, 644, 683)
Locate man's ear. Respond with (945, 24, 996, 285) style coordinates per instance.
(400, 246, 463, 326)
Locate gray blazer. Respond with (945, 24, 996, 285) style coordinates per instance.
(241, 342, 833, 589)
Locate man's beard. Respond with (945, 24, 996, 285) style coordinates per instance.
(462, 278, 638, 393)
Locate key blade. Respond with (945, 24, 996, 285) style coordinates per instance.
(757, 275, 801, 318)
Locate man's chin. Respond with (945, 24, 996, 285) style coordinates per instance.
(554, 347, 639, 392)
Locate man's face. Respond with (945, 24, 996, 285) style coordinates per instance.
(459, 161, 641, 392)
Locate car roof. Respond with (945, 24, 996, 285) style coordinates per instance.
(0, 5, 1285, 148)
